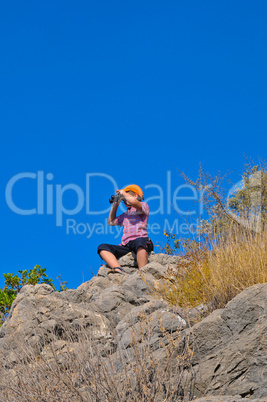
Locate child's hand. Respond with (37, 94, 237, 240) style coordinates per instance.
(116, 189, 126, 197)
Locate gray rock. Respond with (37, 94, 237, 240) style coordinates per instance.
(185, 283, 267, 399)
(0, 283, 112, 363)
(1, 253, 267, 400)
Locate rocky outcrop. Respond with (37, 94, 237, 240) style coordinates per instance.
(0, 252, 267, 401)
(185, 282, 267, 400)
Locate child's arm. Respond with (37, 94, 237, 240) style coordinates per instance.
(108, 201, 121, 226)
(118, 190, 142, 211)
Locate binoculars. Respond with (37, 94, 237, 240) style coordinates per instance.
(109, 194, 125, 204)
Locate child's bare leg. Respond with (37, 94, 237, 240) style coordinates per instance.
(136, 247, 148, 269)
(99, 250, 121, 269)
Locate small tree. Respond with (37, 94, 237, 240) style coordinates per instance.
(228, 163, 267, 232)
(179, 158, 267, 238)
(0, 265, 56, 324)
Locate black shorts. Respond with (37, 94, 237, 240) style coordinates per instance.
(97, 237, 153, 260)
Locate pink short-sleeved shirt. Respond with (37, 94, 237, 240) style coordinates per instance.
(114, 202, 149, 245)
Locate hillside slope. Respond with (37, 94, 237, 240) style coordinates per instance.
(0, 252, 267, 401)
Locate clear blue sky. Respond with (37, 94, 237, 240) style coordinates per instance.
(1, 1, 266, 289)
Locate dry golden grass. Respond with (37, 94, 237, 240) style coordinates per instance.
(207, 225, 267, 307)
(157, 224, 267, 312)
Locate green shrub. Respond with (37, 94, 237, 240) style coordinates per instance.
(0, 265, 66, 324)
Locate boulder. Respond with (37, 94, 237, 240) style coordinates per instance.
(184, 283, 267, 399)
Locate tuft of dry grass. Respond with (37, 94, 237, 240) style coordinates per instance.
(156, 224, 267, 312)
(207, 225, 267, 307)
(0, 313, 193, 401)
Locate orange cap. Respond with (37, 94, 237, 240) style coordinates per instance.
(119, 184, 144, 199)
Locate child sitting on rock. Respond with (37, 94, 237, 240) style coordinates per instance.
(97, 184, 153, 274)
